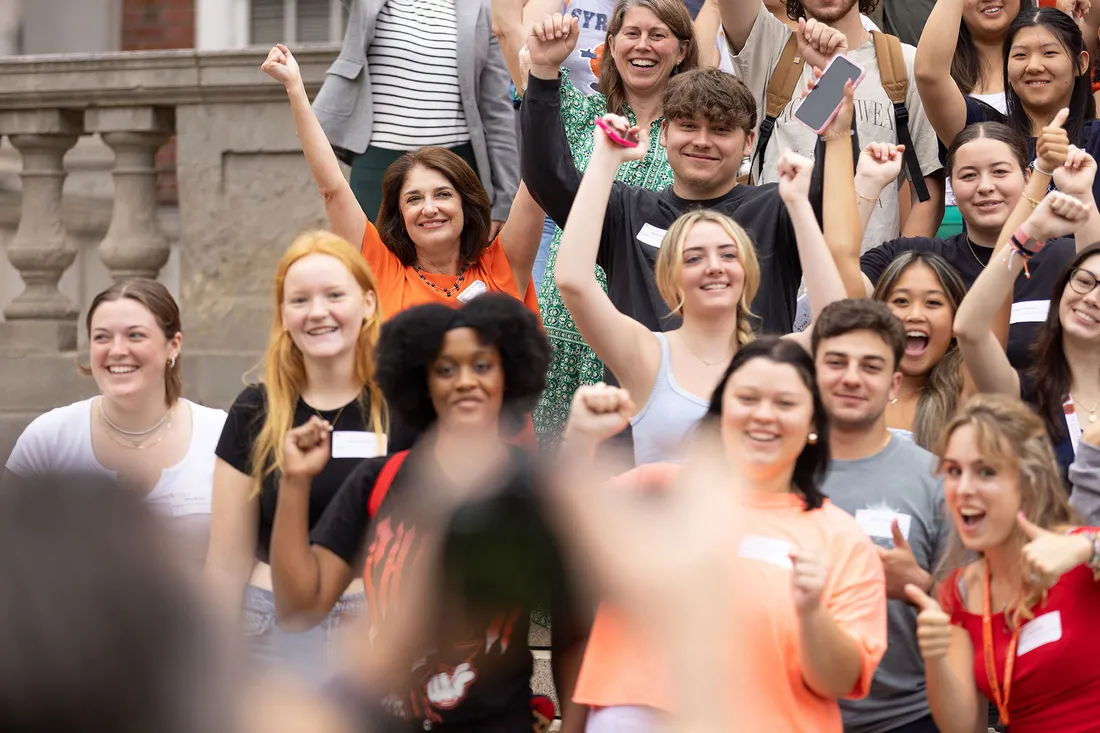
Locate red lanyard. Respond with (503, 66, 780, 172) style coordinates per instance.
(982, 564, 1020, 726)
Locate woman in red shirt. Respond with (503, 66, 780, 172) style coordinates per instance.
(262, 45, 545, 319)
(907, 393, 1100, 732)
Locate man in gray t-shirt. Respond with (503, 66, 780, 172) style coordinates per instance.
(812, 300, 948, 733)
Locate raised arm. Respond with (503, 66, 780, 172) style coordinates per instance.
(555, 116, 661, 404)
(914, 0, 971, 146)
(817, 79, 864, 300)
(1052, 145, 1100, 252)
(694, 0, 724, 68)
(204, 459, 260, 621)
(261, 45, 366, 247)
(521, 14, 584, 228)
(848, 143, 908, 295)
(499, 181, 548, 295)
(269, 419, 356, 630)
(717, 0, 764, 54)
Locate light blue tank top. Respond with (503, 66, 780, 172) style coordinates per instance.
(629, 332, 711, 466)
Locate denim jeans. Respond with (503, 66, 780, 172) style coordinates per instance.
(243, 585, 365, 687)
(532, 216, 556, 294)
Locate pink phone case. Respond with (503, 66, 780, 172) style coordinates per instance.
(798, 55, 866, 135)
(595, 117, 640, 148)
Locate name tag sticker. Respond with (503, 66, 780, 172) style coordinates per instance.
(169, 491, 209, 517)
(738, 534, 793, 569)
(457, 279, 488, 303)
(331, 431, 386, 460)
(855, 509, 913, 542)
(1017, 611, 1062, 656)
(1010, 300, 1050, 325)
(636, 223, 668, 248)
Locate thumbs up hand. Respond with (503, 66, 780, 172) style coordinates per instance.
(905, 584, 952, 662)
(877, 518, 932, 601)
(1018, 512, 1093, 589)
(1036, 107, 1071, 176)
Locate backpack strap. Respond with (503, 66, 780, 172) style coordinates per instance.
(368, 450, 410, 519)
(871, 31, 930, 203)
(752, 33, 805, 182)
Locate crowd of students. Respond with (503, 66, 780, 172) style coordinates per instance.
(5, 1, 1100, 732)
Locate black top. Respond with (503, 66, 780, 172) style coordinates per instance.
(521, 74, 805, 335)
(215, 384, 404, 564)
(1021, 374, 1074, 490)
(962, 97, 1100, 203)
(861, 233, 1075, 368)
(312, 444, 568, 732)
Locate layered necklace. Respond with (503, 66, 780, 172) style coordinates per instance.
(98, 398, 173, 449)
(413, 262, 471, 298)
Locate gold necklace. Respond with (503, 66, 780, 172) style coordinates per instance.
(679, 335, 733, 367)
(965, 238, 989, 269)
(1071, 393, 1100, 424)
(891, 386, 926, 405)
(100, 415, 173, 450)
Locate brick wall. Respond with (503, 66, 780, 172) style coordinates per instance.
(122, 0, 195, 202)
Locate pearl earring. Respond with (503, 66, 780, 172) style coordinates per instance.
(807, 432, 818, 445)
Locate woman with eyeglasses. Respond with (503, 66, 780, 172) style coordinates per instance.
(955, 187, 1100, 485)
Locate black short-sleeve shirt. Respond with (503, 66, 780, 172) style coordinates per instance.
(214, 384, 400, 563)
(861, 233, 1075, 368)
(311, 444, 568, 731)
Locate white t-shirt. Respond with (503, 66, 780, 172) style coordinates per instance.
(720, 5, 943, 252)
(5, 397, 227, 519)
(561, 0, 618, 96)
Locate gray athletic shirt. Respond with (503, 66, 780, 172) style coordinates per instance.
(820, 435, 948, 733)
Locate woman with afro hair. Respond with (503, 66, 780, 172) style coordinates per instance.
(267, 293, 584, 733)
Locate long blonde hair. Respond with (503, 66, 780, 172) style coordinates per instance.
(249, 231, 388, 497)
(937, 394, 1080, 629)
(655, 210, 760, 349)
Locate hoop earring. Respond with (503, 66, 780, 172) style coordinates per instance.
(807, 432, 818, 445)
(168, 356, 176, 369)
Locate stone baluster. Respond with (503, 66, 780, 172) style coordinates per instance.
(85, 107, 175, 282)
(0, 110, 84, 348)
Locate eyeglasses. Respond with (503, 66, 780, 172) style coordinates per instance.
(1069, 268, 1100, 296)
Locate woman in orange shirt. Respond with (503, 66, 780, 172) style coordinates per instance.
(262, 44, 545, 319)
(561, 337, 888, 733)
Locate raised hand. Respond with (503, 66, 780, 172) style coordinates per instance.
(1056, 0, 1091, 21)
(1035, 107, 1071, 176)
(526, 13, 579, 72)
(1017, 512, 1094, 588)
(591, 113, 650, 163)
(796, 17, 848, 74)
(426, 662, 478, 709)
(789, 547, 829, 614)
(776, 149, 814, 204)
(261, 44, 303, 91)
(876, 518, 931, 601)
(1052, 145, 1098, 203)
(1023, 190, 1092, 242)
(562, 382, 636, 445)
(282, 416, 331, 481)
(905, 584, 953, 662)
(803, 65, 854, 139)
(856, 142, 906, 197)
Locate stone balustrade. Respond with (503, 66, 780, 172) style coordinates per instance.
(0, 45, 340, 459)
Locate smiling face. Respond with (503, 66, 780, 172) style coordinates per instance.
(89, 298, 181, 404)
(676, 220, 746, 318)
(399, 165, 465, 252)
(720, 358, 816, 482)
(815, 330, 902, 432)
(1058, 254, 1100, 343)
(281, 253, 375, 363)
(951, 137, 1027, 241)
(942, 424, 1022, 551)
(662, 116, 752, 197)
(797, 0, 859, 24)
(608, 6, 686, 98)
(963, 0, 1020, 39)
(883, 263, 957, 378)
(1008, 25, 1085, 114)
(428, 327, 505, 432)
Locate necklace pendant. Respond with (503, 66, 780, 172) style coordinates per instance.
(1090, 414, 1098, 424)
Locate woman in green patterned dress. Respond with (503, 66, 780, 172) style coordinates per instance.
(522, 0, 701, 446)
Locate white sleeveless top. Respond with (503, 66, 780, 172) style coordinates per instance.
(629, 333, 711, 466)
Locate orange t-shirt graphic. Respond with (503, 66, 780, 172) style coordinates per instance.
(360, 218, 540, 321)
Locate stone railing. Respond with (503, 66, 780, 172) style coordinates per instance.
(0, 46, 341, 457)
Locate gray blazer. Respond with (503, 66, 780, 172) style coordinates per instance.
(313, 0, 519, 221)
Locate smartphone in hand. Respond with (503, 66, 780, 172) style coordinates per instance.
(595, 116, 640, 148)
(794, 55, 865, 135)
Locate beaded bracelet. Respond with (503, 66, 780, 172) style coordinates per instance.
(1003, 227, 1045, 279)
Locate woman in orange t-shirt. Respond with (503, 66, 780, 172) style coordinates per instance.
(561, 336, 888, 733)
(262, 44, 545, 320)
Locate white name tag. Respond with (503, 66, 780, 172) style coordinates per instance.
(1017, 611, 1062, 656)
(854, 508, 912, 542)
(738, 534, 793, 569)
(331, 431, 386, 459)
(1010, 300, 1050, 325)
(636, 223, 668, 249)
(169, 491, 210, 517)
(457, 279, 488, 303)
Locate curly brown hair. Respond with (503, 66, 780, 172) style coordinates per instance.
(785, 0, 879, 21)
